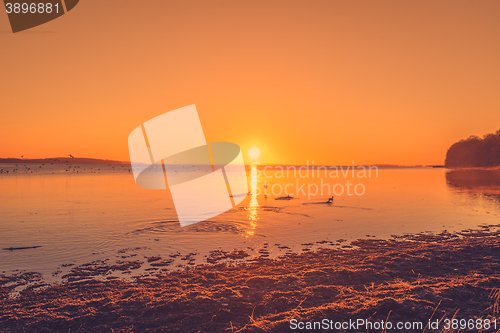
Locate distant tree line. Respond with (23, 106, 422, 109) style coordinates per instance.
(445, 129, 500, 167)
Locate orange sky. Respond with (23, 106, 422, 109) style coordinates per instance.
(1, 0, 499, 165)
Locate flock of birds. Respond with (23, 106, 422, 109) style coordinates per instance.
(0, 163, 131, 175)
(0, 154, 132, 175)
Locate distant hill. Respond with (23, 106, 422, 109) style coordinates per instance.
(0, 157, 128, 165)
(445, 129, 500, 167)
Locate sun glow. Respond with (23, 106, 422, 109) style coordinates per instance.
(248, 147, 260, 160)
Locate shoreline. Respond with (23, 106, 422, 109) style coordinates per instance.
(2, 227, 500, 332)
(0, 158, 128, 165)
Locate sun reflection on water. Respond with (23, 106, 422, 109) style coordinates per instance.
(246, 164, 259, 236)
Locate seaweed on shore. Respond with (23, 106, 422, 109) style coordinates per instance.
(2, 227, 500, 332)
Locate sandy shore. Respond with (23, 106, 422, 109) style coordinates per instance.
(2, 227, 500, 332)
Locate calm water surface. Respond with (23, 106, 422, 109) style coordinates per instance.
(1, 163, 499, 282)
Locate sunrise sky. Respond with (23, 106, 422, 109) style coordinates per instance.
(1, 0, 499, 165)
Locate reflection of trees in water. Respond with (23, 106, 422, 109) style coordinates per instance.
(446, 170, 500, 204)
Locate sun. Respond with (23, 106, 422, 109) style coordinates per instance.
(248, 147, 260, 159)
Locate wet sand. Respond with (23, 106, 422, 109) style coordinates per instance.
(2, 227, 500, 332)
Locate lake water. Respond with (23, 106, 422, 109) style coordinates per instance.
(1, 163, 500, 283)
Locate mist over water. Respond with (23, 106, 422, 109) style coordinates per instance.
(1, 163, 499, 282)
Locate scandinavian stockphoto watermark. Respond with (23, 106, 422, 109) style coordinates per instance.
(128, 105, 249, 227)
(128, 105, 377, 226)
(290, 317, 499, 331)
(290, 318, 425, 331)
(253, 162, 379, 199)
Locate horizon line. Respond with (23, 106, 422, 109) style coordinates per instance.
(0, 157, 444, 168)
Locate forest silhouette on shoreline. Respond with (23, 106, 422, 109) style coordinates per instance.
(445, 129, 500, 167)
